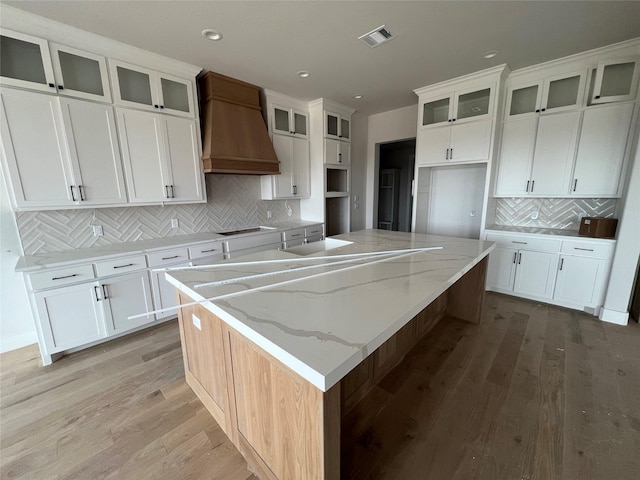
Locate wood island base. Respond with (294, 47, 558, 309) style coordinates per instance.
(176, 257, 488, 480)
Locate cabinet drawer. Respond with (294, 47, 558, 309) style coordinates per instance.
(147, 248, 190, 267)
(283, 239, 305, 249)
(561, 241, 612, 259)
(305, 225, 324, 238)
(189, 241, 225, 260)
(283, 228, 305, 242)
(226, 232, 282, 253)
(95, 255, 148, 277)
(306, 234, 323, 244)
(486, 233, 560, 253)
(30, 264, 95, 291)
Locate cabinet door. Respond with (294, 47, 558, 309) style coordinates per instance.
(272, 134, 294, 197)
(49, 43, 111, 103)
(420, 95, 451, 127)
(325, 111, 340, 139)
(591, 58, 640, 104)
(117, 108, 168, 202)
(0, 29, 56, 93)
(157, 73, 195, 117)
(0, 88, 75, 208)
(110, 60, 158, 111)
(554, 255, 607, 307)
(292, 108, 309, 138)
(340, 116, 350, 141)
(486, 247, 517, 291)
(495, 118, 537, 196)
(572, 103, 633, 196)
(162, 116, 204, 202)
(540, 70, 586, 113)
(60, 99, 127, 205)
(272, 104, 292, 135)
(513, 250, 558, 299)
(101, 271, 154, 335)
(529, 110, 581, 195)
(416, 126, 450, 165)
(505, 81, 542, 119)
(151, 264, 189, 321)
(449, 119, 492, 162)
(453, 86, 493, 123)
(292, 136, 310, 197)
(35, 282, 107, 353)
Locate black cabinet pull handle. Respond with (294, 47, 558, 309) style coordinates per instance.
(78, 185, 86, 201)
(94, 286, 101, 302)
(452, 118, 456, 122)
(70, 185, 77, 201)
(200, 248, 218, 253)
(541, 108, 546, 112)
(162, 255, 180, 260)
(58, 85, 64, 90)
(526, 180, 530, 192)
(573, 179, 578, 192)
(535, 109, 540, 113)
(48, 83, 55, 88)
(102, 285, 109, 300)
(160, 105, 164, 109)
(450, 148, 453, 159)
(512, 241, 528, 245)
(518, 253, 522, 265)
(595, 95, 601, 99)
(513, 252, 517, 264)
(171, 185, 175, 198)
(531, 180, 535, 192)
(113, 263, 134, 269)
(448, 119, 452, 123)
(559, 258, 564, 271)
(574, 247, 594, 252)
(52, 273, 78, 281)
(165, 185, 170, 198)
(154, 104, 159, 108)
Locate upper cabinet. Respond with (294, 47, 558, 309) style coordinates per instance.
(420, 85, 495, 128)
(325, 110, 350, 141)
(0, 29, 112, 103)
(271, 103, 308, 138)
(590, 58, 640, 105)
(505, 70, 587, 119)
(109, 60, 195, 117)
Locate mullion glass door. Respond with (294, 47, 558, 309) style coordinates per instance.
(0, 29, 56, 93)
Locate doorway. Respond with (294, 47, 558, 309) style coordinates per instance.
(376, 139, 416, 232)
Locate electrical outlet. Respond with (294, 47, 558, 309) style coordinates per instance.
(171, 218, 179, 229)
(267, 210, 273, 219)
(531, 210, 539, 220)
(92, 225, 103, 237)
(192, 314, 202, 331)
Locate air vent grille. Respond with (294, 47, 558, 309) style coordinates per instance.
(358, 25, 397, 48)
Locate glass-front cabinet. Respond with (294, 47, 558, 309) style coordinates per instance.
(505, 70, 587, 119)
(590, 58, 640, 104)
(420, 86, 494, 128)
(272, 104, 308, 138)
(50, 43, 111, 102)
(325, 111, 350, 141)
(0, 29, 56, 93)
(109, 59, 194, 117)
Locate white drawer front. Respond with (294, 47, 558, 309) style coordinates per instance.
(306, 234, 324, 244)
(226, 232, 282, 253)
(189, 241, 224, 260)
(305, 225, 324, 238)
(148, 248, 190, 267)
(95, 255, 147, 277)
(30, 264, 95, 291)
(283, 228, 305, 242)
(561, 241, 612, 259)
(283, 239, 305, 249)
(486, 233, 560, 253)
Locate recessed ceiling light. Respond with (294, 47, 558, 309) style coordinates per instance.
(353, 94, 363, 99)
(202, 29, 223, 41)
(483, 50, 498, 59)
(297, 71, 310, 78)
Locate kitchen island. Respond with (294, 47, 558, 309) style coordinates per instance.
(166, 229, 494, 479)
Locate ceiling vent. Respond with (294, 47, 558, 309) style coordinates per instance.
(358, 25, 397, 48)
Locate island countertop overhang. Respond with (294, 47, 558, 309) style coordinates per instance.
(166, 229, 495, 391)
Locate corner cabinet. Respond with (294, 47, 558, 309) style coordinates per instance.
(261, 90, 311, 200)
(415, 66, 507, 167)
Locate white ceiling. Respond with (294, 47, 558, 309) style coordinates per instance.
(5, 1, 640, 114)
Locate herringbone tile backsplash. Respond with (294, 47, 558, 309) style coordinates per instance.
(17, 175, 300, 255)
(494, 198, 617, 229)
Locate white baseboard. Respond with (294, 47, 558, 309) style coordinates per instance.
(599, 308, 629, 326)
(0, 331, 38, 354)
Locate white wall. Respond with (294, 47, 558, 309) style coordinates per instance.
(600, 132, 640, 325)
(365, 105, 418, 228)
(0, 171, 37, 352)
(350, 112, 368, 231)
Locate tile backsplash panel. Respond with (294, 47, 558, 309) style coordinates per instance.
(494, 198, 617, 230)
(17, 175, 300, 255)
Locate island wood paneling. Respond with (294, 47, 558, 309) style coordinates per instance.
(446, 257, 488, 324)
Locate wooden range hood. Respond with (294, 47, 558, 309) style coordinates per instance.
(198, 71, 280, 175)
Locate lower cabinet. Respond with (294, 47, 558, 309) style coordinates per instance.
(554, 255, 607, 307)
(487, 247, 557, 299)
(151, 263, 190, 320)
(101, 271, 155, 335)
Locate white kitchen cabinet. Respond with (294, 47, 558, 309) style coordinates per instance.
(486, 247, 517, 291)
(571, 102, 634, 196)
(325, 110, 350, 141)
(416, 118, 492, 165)
(590, 58, 640, 104)
(101, 271, 154, 335)
(505, 70, 587, 119)
(148, 247, 190, 320)
(513, 250, 558, 299)
(0, 88, 74, 208)
(110, 59, 195, 117)
(325, 138, 350, 165)
(420, 85, 495, 127)
(117, 108, 204, 204)
(554, 255, 607, 307)
(60, 98, 127, 205)
(271, 103, 308, 138)
(0, 29, 56, 93)
(35, 282, 107, 353)
(494, 117, 538, 195)
(261, 134, 310, 199)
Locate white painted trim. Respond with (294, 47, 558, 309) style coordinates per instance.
(414, 64, 509, 96)
(599, 308, 629, 326)
(0, 331, 38, 354)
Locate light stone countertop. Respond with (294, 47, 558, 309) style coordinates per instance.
(14, 221, 322, 272)
(486, 224, 616, 241)
(166, 229, 495, 391)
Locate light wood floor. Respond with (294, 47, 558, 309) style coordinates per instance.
(1, 292, 639, 479)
